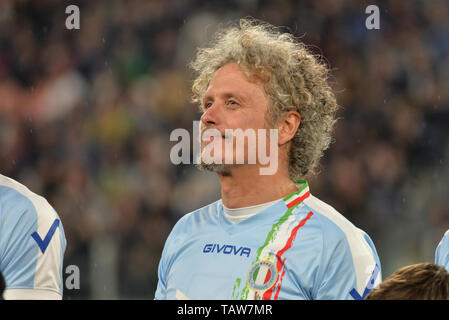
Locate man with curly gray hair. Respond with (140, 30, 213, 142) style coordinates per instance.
(156, 19, 381, 300)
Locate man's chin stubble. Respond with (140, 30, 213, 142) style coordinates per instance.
(196, 162, 233, 177)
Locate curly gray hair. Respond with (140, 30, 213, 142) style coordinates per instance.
(190, 19, 339, 180)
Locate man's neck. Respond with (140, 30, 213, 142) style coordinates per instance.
(218, 165, 298, 209)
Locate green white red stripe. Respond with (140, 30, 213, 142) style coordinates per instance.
(233, 181, 312, 300)
(253, 264, 272, 286)
(283, 181, 311, 208)
(265, 211, 314, 300)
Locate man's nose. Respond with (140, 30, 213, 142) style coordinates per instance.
(200, 102, 220, 126)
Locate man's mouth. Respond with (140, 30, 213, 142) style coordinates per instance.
(201, 129, 226, 142)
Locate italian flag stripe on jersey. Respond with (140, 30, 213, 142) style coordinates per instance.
(253, 264, 272, 286)
(264, 210, 314, 300)
(283, 180, 311, 208)
(233, 181, 313, 300)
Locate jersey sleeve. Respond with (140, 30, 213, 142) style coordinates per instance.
(435, 230, 449, 270)
(0, 186, 66, 300)
(154, 249, 168, 299)
(154, 213, 193, 300)
(314, 225, 381, 300)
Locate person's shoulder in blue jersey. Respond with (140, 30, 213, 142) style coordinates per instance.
(156, 18, 382, 300)
(435, 230, 449, 270)
(0, 174, 66, 300)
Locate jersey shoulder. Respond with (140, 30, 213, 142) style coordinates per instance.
(435, 229, 449, 268)
(0, 174, 60, 225)
(156, 199, 222, 288)
(303, 195, 364, 240)
(438, 230, 449, 246)
(302, 194, 381, 299)
(0, 174, 66, 299)
(302, 194, 379, 263)
(167, 199, 222, 242)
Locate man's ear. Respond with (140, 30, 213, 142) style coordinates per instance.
(277, 110, 301, 146)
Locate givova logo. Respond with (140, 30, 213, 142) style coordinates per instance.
(203, 243, 251, 257)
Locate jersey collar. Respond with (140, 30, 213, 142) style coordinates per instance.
(282, 180, 311, 209)
(218, 180, 311, 234)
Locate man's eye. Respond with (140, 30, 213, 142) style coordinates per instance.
(205, 102, 212, 109)
(228, 100, 238, 105)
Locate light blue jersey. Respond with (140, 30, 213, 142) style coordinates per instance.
(155, 181, 381, 300)
(435, 230, 449, 270)
(0, 174, 66, 299)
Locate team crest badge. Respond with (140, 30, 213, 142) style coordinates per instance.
(246, 260, 278, 291)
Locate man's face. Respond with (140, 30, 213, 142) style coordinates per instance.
(199, 62, 272, 172)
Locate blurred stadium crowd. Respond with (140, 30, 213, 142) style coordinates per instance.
(0, 0, 448, 299)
